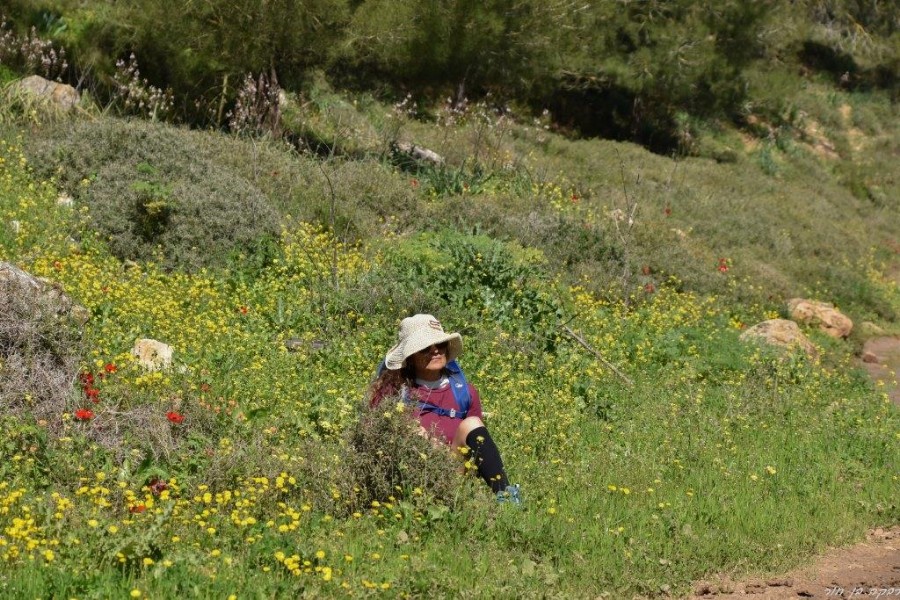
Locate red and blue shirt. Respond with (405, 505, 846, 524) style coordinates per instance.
(371, 380, 483, 444)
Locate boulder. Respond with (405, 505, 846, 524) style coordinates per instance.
(392, 141, 445, 166)
(0, 262, 40, 292)
(0, 261, 89, 325)
(787, 298, 853, 338)
(132, 338, 173, 371)
(862, 351, 879, 364)
(740, 319, 818, 359)
(11, 75, 80, 111)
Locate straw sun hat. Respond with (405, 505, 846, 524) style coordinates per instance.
(384, 314, 463, 370)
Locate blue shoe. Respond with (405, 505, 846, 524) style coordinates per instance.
(496, 484, 522, 505)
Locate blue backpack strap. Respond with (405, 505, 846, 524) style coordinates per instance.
(445, 360, 471, 417)
(375, 360, 388, 378)
(400, 360, 471, 420)
(374, 359, 471, 419)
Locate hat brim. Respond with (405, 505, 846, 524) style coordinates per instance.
(384, 332, 462, 370)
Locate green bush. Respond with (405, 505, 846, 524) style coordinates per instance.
(291, 158, 419, 239)
(380, 230, 563, 342)
(123, 0, 350, 122)
(342, 0, 563, 96)
(280, 77, 382, 158)
(25, 118, 280, 271)
(89, 161, 278, 271)
(538, 0, 781, 152)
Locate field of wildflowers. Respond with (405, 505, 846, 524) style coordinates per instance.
(1, 120, 898, 600)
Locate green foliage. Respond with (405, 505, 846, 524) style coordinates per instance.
(343, 0, 563, 94)
(3, 0, 897, 157)
(0, 118, 898, 597)
(123, 0, 350, 121)
(382, 231, 562, 339)
(543, 0, 781, 152)
(0, 27, 897, 591)
(0, 65, 18, 85)
(24, 118, 280, 271)
(279, 76, 382, 157)
(414, 162, 494, 197)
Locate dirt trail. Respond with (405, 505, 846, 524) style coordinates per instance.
(687, 527, 900, 599)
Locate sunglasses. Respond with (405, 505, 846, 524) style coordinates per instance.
(416, 341, 449, 355)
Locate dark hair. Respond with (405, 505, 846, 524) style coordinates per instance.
(366, 362, 416, 406)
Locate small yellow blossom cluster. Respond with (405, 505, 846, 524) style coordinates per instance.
(0, 138, 75, 262)
(0, 483, 58, 563)
(274, 549, 334, 582)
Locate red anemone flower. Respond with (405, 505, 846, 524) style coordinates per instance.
(718, 258, 729, 273)
(104, 363, 117, 374)
(166, 411, 185, 424)
(74, 408, 94, 421)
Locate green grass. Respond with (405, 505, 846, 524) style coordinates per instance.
(0, 79, 897, 598)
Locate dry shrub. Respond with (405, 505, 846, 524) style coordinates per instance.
(343, 397, 466, 511)
(0, 271, 84, 432)
(85, 404, 176, 459)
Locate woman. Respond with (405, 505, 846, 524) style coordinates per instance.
(368, 314, 521, 503)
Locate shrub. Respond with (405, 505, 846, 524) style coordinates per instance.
(87, 160, 279, 271)
(280, 76, 381, 157)
(26, 118, 280, 271)
(378, 230, 563, 340)
(342, 0, 564, 97)
(290, 158, 419, 239)
(122, 0, 351, 123)
(539, 0, 780, 153)
(0, 267, 84, 433)
(343, 396, 468, 511)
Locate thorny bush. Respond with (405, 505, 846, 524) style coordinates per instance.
(344, 396, 467, 511)
(0, 274, 83, 432)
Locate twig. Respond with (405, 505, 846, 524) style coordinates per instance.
(613, 148, 640, 306)
(562, 324, 634, 387)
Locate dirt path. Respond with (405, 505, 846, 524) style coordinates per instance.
(687, 527, 900, 599)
